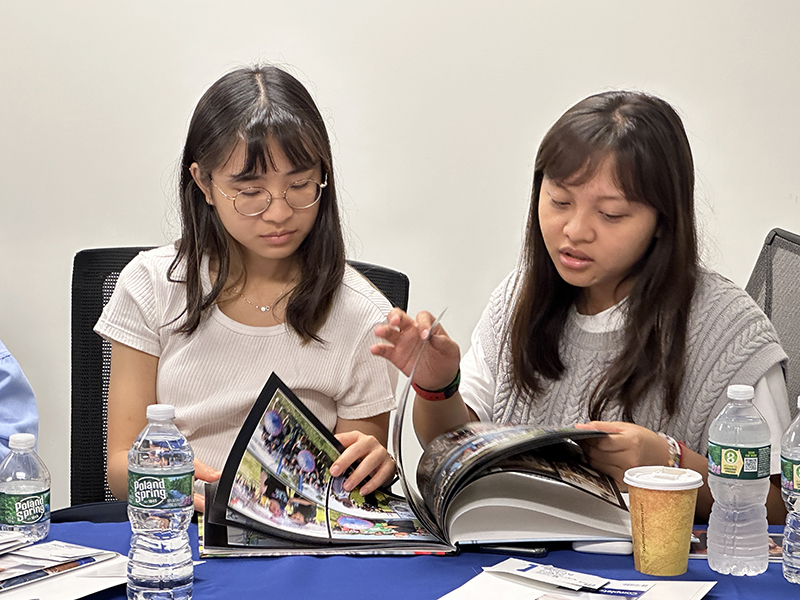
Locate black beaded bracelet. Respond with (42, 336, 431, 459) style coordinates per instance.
(412, 369, 461, 401)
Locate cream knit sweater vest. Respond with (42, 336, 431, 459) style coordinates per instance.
(479, 270, 787, 454)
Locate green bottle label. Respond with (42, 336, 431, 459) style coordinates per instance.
(128, 470, 194, 509)
(0, 490, 50, 525)
(708, 442, 770, 479)
(781, 455, 800, 493)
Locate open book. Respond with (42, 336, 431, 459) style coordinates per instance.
(201, 373, 631, 556)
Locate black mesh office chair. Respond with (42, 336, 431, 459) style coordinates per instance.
(745, 228, 800, 419)
(65, 246, 409, 515)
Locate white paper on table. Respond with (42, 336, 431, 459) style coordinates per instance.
(11, 540, 108, 561)
(485, 557, 611, 590)
(0, 553, 127, 600)
(439, 559, 716, 600)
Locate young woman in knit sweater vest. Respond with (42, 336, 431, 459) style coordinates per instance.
(97, 66, 397, 511)
(373, 91, 790, 523)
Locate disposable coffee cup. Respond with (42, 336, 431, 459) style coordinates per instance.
(623, 466, 703, 576)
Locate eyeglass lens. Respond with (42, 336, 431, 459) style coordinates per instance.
(235, 180, 322, 216)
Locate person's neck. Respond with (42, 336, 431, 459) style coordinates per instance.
(233, 254, 300, 288)
(576, 281, 632, 316)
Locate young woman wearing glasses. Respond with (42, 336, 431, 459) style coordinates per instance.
(96, 65, 397, 511)
(372, 91, 790, 524)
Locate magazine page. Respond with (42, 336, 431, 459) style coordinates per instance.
(389, 309, 450, 541)
(218, 377, 339, 541)
(211, 372, 441, 550)
(486, 448, 626, 508)
(326, 480, 434, 542)
(417, 423, 614, 524)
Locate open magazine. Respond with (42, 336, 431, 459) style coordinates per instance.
(201, 372, 631, 556)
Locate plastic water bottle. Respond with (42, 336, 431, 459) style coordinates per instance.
(127, 404, 194, 600)
(706, 384, 771, 576)
(781, 396, 800, 583)
(0, 433, 50, 542)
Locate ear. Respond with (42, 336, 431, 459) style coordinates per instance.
(190, 163, 214, 205)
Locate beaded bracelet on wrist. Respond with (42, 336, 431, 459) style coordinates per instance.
(657, 432, 683, 468)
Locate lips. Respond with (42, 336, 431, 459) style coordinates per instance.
(558, 247, 593, 269)
(261, 231, 294, 245)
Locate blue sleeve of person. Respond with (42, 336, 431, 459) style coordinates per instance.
(0, 340, 39, 460)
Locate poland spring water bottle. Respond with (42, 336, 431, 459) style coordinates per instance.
(706, 384, 770, 576)
(0, 433, 50, 542)
(781, 396, 800, 584)
(127, 404, 194, 600)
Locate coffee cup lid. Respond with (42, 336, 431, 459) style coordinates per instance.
(623, 466, 703, 491)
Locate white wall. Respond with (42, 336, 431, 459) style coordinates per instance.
(1, 1, 799, 509)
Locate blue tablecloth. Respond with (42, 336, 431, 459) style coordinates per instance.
(49, 522, 797, 599)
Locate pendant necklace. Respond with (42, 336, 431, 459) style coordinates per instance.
(233, 282, 296, 313)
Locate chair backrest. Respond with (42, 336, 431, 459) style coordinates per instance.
(70, 247, 409, 505)
(745, 228, 800, 419)
(348, 260, 409, 312)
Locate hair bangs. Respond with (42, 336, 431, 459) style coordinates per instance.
(537, 118, 616, 190)
(538, 114, 654, 210)
(234, 107, 324, 179)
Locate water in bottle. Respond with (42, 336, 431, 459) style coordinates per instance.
(706, 384, 771, 576)
(781, 395, 800, 584)
(127, 404, 194, 600)
(0, 433, 50, 542)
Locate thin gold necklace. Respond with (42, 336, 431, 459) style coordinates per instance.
(232, 282, 296, 313)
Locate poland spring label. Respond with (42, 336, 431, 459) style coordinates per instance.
(782, 455, 800, 494)
(0, 490, 50, 525)
(708, 442, 770, 479)
(128, 470, 194, 509)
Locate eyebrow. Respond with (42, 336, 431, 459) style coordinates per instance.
(548, 182, 628, 203)
(229, 163, 320, 183)
(594, 194, 629, 202)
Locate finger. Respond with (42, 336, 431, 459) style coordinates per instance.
(330, 432, 364, 477)
(583, 434, 627, 454)
(334, 430, 360, 446)
(386, 308, 424, 334)
(193, 492, 205, 513)
(332, 432, 389, 490)
(386, 307, 412, 327)
(343, 452, 388, 492)
(583, 447, 625, 481)
(424, 325, 454, 350)
(358, 459, 396, 495)
(194, 461, 222, 482)
(374, 321, 408, 344)
(574, 421, 627, 434)
(370, 342, 396, 359)
(414, 311, 436, 330)
(421, 318, 449, 339)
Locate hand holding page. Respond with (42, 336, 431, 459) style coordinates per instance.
(202, 368, 631, 555)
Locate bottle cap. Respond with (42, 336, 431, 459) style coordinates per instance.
(8, 433, 36, 450)
(726, 384, 754, 400)
(146, 404, 175, 420)
(623, 466, 703, 491)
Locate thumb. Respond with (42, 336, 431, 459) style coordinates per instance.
(334, 430, 361, 447)
(195, 460, 221, 483)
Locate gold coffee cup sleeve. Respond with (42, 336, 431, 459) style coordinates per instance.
(623, 466, 703, 577)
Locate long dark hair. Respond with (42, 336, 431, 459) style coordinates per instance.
(170, 65, 345, 342)
(509, 91, 698, 421)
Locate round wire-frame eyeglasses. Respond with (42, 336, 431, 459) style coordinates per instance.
(210, 174, 328, 216)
